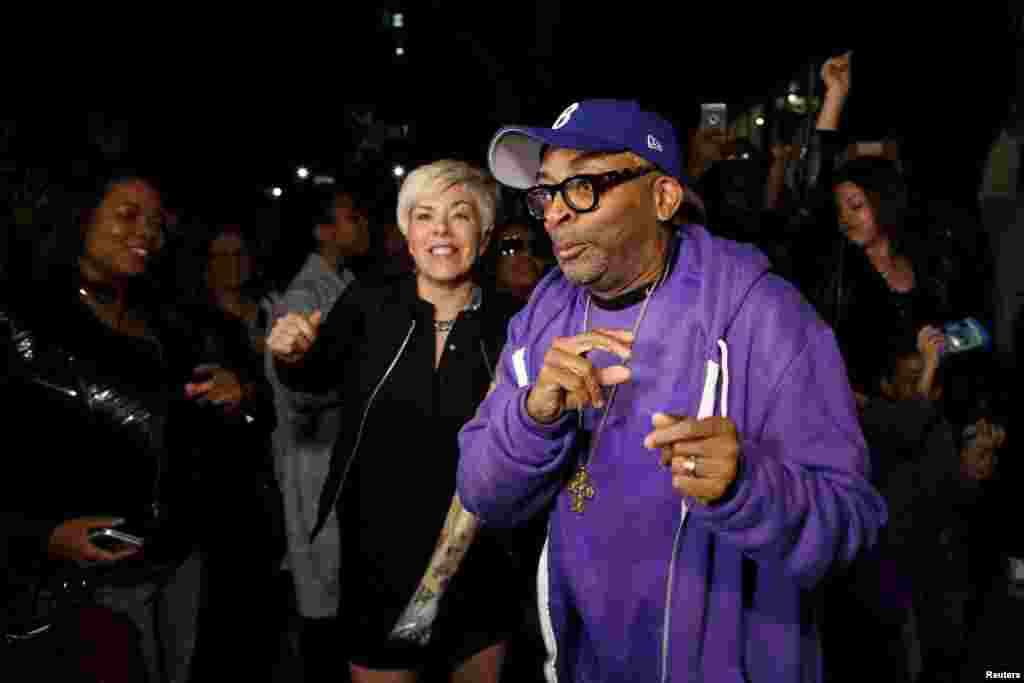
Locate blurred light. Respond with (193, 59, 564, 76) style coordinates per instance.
(395, 46, 405, 56)
(393, 12, 404, 28)
(296, 166, 310, 179)
(787, 93, 801, 105)
(754, 115, 766, 127)
(393, 165, 406, 178)
(313, 175, 336, 185)
(270, 187, 283, 198)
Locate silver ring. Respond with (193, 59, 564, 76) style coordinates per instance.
(683, 457, 698, 477)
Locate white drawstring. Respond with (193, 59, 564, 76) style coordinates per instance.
(717, 339, 729, 419)
(537, 538, 558, 683)
(697, 339, 729, 420)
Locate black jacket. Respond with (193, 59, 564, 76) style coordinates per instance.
(275, 275, 524, 614)
(277, 275, 519, 538)
(794, 130, 994, 391)
(0, 270, 260, 608)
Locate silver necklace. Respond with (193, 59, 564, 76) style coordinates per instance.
(432, 285, 480, 334)
(567, 256, 672, 514)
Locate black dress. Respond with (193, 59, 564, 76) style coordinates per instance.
(276, 276, 525, 670)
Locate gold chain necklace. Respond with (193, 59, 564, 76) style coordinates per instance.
(567, 251, 672, 514)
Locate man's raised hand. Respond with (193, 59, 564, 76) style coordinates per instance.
(525, 329, 634, 424)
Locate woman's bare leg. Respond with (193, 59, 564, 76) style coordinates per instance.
(451, 642, 506, 683)
(349, 662, 419, 683)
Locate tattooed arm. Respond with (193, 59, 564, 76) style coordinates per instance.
(389, 493, 481, 644)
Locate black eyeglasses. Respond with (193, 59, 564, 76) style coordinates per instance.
(524, 166, 657, 220)
(499, 235, 532, 257)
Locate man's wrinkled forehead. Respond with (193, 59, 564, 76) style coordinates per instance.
(536, 146, 630, 182)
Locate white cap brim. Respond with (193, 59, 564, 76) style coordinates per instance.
(488, 128, 545, 190)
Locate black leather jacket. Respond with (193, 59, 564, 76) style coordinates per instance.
(0, 271, 219, 592)
(793, 131, 994, 391)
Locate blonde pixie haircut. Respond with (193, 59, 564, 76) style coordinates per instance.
(396, 159, 499, 239)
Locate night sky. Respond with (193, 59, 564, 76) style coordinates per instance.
(4, 4, 1017, 214)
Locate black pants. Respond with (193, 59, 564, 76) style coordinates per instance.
(189, 563, 290, 682)
(301, 617, 349, 683)
(821, 553, 911, 683)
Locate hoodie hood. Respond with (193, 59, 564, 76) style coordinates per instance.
(674, 223, 773, 358)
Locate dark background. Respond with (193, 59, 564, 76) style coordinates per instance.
(1, 3, 1019, 217)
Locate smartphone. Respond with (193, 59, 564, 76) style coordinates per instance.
(700, 102, 728, 132)
(89, 528, 145, 553)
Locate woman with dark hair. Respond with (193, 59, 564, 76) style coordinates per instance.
(823, 152, 993, 394)
(1, 167, 247, 682)
(801, 52, 992, 394)
(174, 219, 287, 683)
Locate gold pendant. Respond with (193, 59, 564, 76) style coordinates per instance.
(567, 462, 595, 513)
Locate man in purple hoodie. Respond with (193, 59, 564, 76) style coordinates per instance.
(456, 100, 887, 682)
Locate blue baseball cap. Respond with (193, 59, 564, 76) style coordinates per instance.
(488, 99, 690, 190)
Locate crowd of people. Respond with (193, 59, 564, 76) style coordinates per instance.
(2, 50, 1020, 683)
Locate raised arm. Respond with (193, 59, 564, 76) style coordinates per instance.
(268, 286, 360, 395)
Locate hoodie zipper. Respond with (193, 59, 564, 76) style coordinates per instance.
(660, 340, 729, 683)
(661, 505, 688, 683)
(478, 339, 495, 383)
(325, 319, 417, 516)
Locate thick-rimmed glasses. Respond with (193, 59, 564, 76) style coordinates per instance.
(524, 166, 657, 220)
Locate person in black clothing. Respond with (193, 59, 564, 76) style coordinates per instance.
(796, 52, 995, 396)
(268, 159, 524, 683)
(477, 220, 550, 304)
(181, 223, 284, 683)
(865, 328, 1006, 682)
(1, 168, 248, 683)
(693, 138, 803, 280)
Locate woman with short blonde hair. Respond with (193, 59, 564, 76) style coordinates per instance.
(397, 159, 499, 241)
(269, 158, 522, 683)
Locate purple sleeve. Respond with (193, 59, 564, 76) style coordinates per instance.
(686, 326, 887, 588)
(456, 317, 578, 528)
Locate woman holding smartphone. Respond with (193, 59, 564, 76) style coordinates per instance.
(1, 166, 248, 683)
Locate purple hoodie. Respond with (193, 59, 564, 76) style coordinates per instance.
(457, 225, 886, 682)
